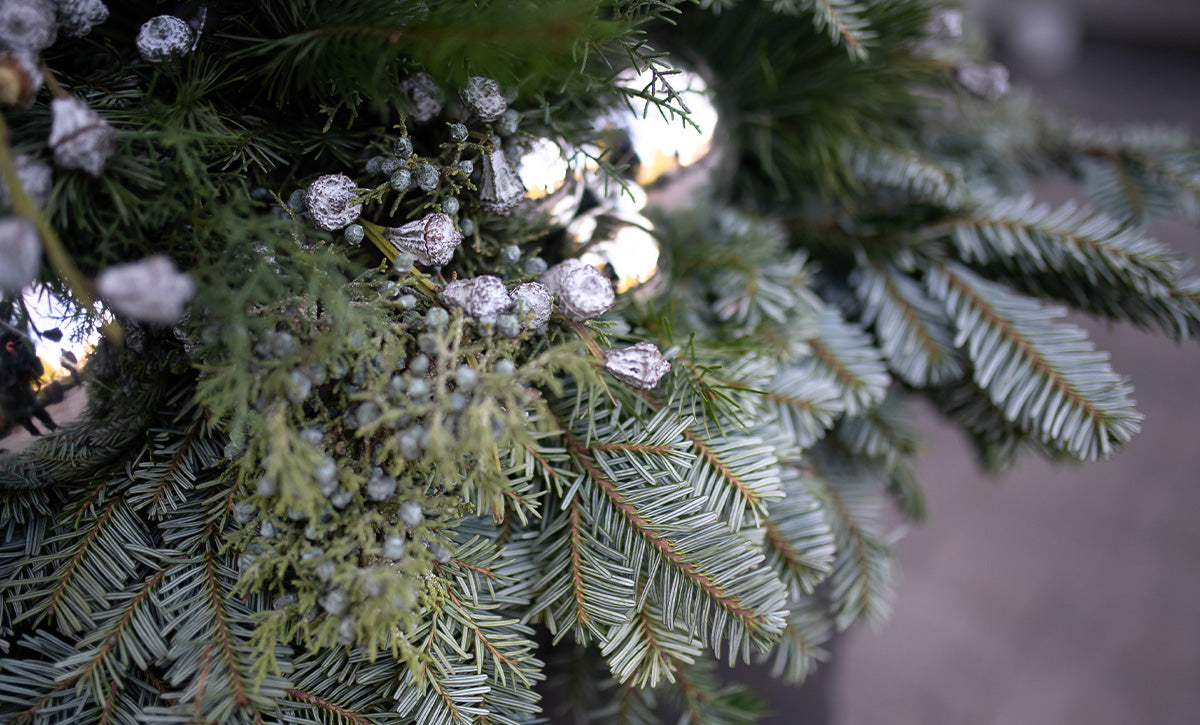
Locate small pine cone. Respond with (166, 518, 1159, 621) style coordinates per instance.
(541, 259, 614, 321)
(0, 153, 53, 208)
(958, 62, 1010, 101)
(0, 0, 57, 53)
(439, 275, 513, 322)
(0, 216, 40, 294)
(460, 76, 507, 122)
(304, 173, 362, 231)
(925, 9, 963, 40)
(136, 15, 194, 62)
(383, 212, 463, 267)
(478, 147, 524, 215)
(54, 0, 108, 38)
(402, 72, 443, 123)
(603, 342, 671, 390)
(0, 50, 40, 107)
(48, 96, 116, 177)
(508, 282, 552, 329)
(96, 255, 195, 324)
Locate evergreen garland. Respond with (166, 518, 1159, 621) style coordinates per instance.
(0, 1, 1197, 723)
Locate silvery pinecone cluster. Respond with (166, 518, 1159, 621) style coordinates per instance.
(0, 0, 196, 316)
(296, 72, 672, 391)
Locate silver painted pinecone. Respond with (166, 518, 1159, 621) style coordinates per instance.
(384, 212, 463, 267)
(55, 0, 108, 38)
(136, 15, 194, 62)
(48, 96, 116, 177)
(541, 259, 615, 321)
(0, 153, 52, 208)
(402, 72, 443, 123)
(0, 216, 40, 294)
(0, 0, 57, 53)
(957, 62, 1010, 100)
(460, 76, 507, 122)
(440, 275, 513, 322)
(478, 147, 524, 215)
(509, 282, 552, 329)
(604, 342, 671, 390)
(96, 255, 195, 324)
(305, 174, 362, 232)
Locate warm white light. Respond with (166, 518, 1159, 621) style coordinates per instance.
(610, 65, 719, 185)
(517, 137, 571, 200)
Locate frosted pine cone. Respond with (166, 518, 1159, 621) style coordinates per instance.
(305, 174, 362, 231)
(48, 96, 116, 177)
(96, 255, 195, 324)
(54, 0, 108, 37)
(0, 0, 57, 53)
(958, 62, 1010, 100)
(509, 282, 552, 329)
(478, 147, 524, 215)
(460, 76, 507, 122)
(541, 259, 615, 321)
(136, 15, 194, 62)
(402, 72, 443, 123)
(0, 216, 40, 294)
(925, 9, 963, 40)
(604, 342, 671, 390)
(384, 212, 462, 267)
(0, 154, 53, 208)
(439, 275, 513, 322)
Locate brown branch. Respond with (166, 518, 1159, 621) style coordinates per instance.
(203, 552, 252, 708)
(588, 441, 674, 456)
(638, 392, 762, 509)
(560, 425, 765, 635)
(46, 497, 122, 621)
(285, 688, 374, 725)
(569, 500, 589, 629)
(941, 266, 1105, 428)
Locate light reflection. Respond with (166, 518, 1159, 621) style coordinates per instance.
(608, 64, 719, 186)
(569, 212, 660, 294)
(517, 137, 571, 200)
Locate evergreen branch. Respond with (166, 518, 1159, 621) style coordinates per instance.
(557, 404, 790, 659)
(947, 196, 1185, 297)
(600, 600, 702, 688)
(567, 427, 760, 626)
(664, 658, 764, 725)
(527, 494, 637, 642)
(759, 596, 832, 684)
(761, 367, 845, 448)
(588, 442, 675, 456)
(845, 144, 966, 204)
(761, 467, 836, 597)
(638, 387, 785, 530)
(9, 494, 152, 636)
(803, 307, 891, 416)
(807, 453, 893, 630)
(284, 688, 374, 724)
(803, 0, 877, 61)
(854, 262, 964, 386)
(54, 566, 174, 704)
(203, 552, 252, 709)
(927, 262, 1142, 460)
(835, 400, 926, 522)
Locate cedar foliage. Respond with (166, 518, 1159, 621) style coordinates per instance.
(2, 1, 1199, 723)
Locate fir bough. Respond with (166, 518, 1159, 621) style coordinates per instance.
(1, 1, 1198, 723)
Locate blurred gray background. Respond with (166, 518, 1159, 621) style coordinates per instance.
(832, 3, 1200, 724)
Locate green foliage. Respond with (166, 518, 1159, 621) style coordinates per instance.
(2, 0, 1199, 723)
